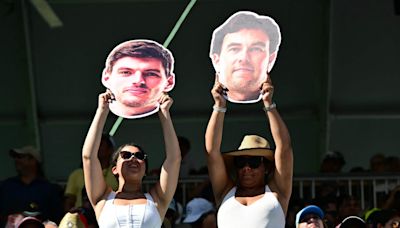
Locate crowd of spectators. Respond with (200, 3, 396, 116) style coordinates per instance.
(1, 143, 399, 227)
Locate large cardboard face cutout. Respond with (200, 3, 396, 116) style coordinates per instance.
(210, 11, 281, 103)
(102, 39, 175, 119)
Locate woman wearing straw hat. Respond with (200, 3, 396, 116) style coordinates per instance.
(205, 74, 293, 227)
(82, 90, 181, 227)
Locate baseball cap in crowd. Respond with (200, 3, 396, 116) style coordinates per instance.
(16, 216, 44, 228)
(9, 145, 41, 162)
(183, 198, 214, 223)
(338, 216, 365, 228)
(295, 205, 324, 227)
(21, 202, 42, 218)
(168, 198, 177, 212)
(59, 212, 87, 228)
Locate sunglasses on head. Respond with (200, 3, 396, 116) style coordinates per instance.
(119, 151, 147, 161)
(234, 156, 264, 169)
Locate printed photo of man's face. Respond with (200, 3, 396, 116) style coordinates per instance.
(210, 11, 281, 103)
(102, 39, 175, 118)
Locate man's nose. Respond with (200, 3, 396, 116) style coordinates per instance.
(130, 71, 145, 84)
(237, 49, 251, 62)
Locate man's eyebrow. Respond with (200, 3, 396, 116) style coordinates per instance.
(251, 41, 267, 47)
(143, 69, 162, 73)
(226, 42, 242, 48)
(116, 67, 133, 71)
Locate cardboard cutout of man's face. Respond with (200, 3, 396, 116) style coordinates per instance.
(210, 11, 281, 103)
(102, 39, 175, 119)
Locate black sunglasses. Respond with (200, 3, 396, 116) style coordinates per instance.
(234, 156, 264, 169)
(120, 151, 147, 161)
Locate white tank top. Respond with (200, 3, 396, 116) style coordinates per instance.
(98, 191, 162, 228)
(217, 185, 285, 228)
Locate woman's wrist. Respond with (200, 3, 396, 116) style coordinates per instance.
(213, 105, 227, 113)
(263, 102, 276, 112)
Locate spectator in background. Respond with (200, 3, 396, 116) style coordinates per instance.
(337, 216, 366, 228)
(64, 133, 118, 212)
(385, 156, 400, 173)
(162, 199, 180, 228)
(370, 209, 400, 228)
(313, 195, 339, 227)
(58, 211, 87, 228)
(383, 185, 400, 211)
(368, 154, 399, 206)
(0, 146, 63, 227)
(15, 216, 45, 228)
(285, 197, 305, 228)
(63, 187, 97, 228)
(295, 205, 326, 228)
(178, 136, 197, 177)
(320, 150, 346, 173)
(183, 198, 217, 228)
(337, 195, 362, 225)
(318, 151, 345, 215)
(369, 154, 386, 173)
(149, 136, 198, 177)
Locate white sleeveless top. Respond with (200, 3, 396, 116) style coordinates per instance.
(98, 191, 162, 228)
(217, 185, 285, 228)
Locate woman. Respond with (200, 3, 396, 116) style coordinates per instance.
(82, 91, 181, 227)
(205, 74, 293, 227)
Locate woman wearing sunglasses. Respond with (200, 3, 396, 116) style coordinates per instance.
(82, 90, 181, 228)
(205, 74, 293, 228)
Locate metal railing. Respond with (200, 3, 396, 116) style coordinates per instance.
(143, 173, 400, 208)
(293, 173, 400, 209)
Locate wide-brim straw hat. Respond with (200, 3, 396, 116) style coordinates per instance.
(222, 135, 274, 161)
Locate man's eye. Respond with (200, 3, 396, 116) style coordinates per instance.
(118, 71, 131, 76)
(144, 72, 161, 77)
(228, 47, 240, 53)
(249, 46, 265, 52)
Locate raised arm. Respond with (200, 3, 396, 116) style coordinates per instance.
(261, 76, 293, 213)
(205, 76, 234, 206)
(82, 91, 113, 208)
(150, 93, 181, 216)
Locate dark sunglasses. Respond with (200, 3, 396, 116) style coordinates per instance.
(234, 156, 264, 169)
(120, 151, 147, 161)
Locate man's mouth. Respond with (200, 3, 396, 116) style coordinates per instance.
(123, 87, 148, 95)
(233, 67, 254, 73)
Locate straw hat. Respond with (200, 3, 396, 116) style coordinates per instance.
(223, 135, 274, 161)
